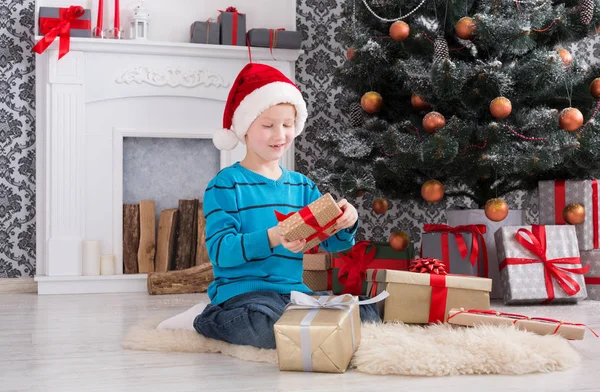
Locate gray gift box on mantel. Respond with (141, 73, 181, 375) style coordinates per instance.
(247, 28, 302, 49)
(495, 225, 587, 305)
(539, 179, 600, 251)
(190, 20, 220, 44)
(38, 7, 92, 38)
(580, 250, 600, 300)
(420, 231, 486, 277)
(218, 9, 246, 46)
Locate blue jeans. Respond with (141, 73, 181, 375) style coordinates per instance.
(194, 291, 381, 349)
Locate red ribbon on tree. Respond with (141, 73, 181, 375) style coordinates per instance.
(274, 208, 342, 251)
(423, 224, 489, 277)
(33, 6, 90, 60)
(499, 225, 590, 303)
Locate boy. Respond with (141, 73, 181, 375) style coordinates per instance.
(195, 63, 379, 349)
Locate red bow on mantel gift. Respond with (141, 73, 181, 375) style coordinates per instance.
(33, 5, 90, 60)
(423, 224, 489, 277)
(499, 225, 590, 303)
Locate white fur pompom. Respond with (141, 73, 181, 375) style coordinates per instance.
(212, 128, 239, 150)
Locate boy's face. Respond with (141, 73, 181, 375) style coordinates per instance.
(245, 104, 296, 162)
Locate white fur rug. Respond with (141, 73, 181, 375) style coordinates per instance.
(122, 306, 581, 376)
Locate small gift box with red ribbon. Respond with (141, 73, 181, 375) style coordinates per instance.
(539, 180, 600, 251)
(420, 224, 489, 278)
(33, 6, 92, 60)
(495, 225, 589, 305)
(190, 19, 220, 45)
(218, 7, 246, 46)
(580, 250, 600, 300)
(302, 251, 332, 292)
(331, 241, 415, 295)
(247, 28, 302, 49)
(276, 193, 342, 254)
(366, 268, 491, 324)
(447, 308, 597, 340)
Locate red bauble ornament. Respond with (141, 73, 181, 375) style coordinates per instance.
(346, 47, 356, 60)
(484, 198, 509, 222)
(455, 17, 476, 40)
(489, 97, 512, 119)
(389, 21, 410, 41)
(361, 91, 383, 114)
(409, 258, 447, 275)
(421, 180, 445, 203)
(389, 232, 410, 251)
(411, 94, 430, 110)
(422, 111, 446, 133)
(559, 107, 584, 132)
(590, 78, 600, 99)
(373, 198, 389, 214)
(557, 48, 573, 66)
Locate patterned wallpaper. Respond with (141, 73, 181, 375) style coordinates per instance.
(294, 0, 600, 247)
(0, 0, 36, 278)
(2, 0, 599, 277)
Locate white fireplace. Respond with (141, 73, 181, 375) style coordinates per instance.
(34, 38, 301, 294)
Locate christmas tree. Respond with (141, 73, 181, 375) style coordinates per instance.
(314, 0, 600, 209)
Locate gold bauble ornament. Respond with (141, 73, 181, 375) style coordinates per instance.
(389, 231, 410, 251)
(484, 198, 509, 222)
(557, 48, 573, 66)
(389, 21, 410, 41)
(422, 111, 446, 133)
(361, 91, 383, 114)
(421, 180, 445, 203)
(411, 94, 430, 110)
(455, 17, 476, 40)
(489, 97, 512, 119)
(562, 203, 585, 225)
(373, 198, 389, 214)
(559, 107, 584, 132)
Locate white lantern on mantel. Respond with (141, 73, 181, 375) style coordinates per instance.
(129, 4, 150, 40)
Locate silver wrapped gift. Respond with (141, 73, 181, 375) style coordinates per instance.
(580, 250, 600, 300)
(495, 225, 588, 305)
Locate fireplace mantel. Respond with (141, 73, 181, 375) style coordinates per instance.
(35, 38, 302, 294)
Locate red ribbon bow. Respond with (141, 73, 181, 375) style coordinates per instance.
(423, 224, 489, 277)
(274, 207, 342, 252)
(33, 6, 89, 60)
(499, 225, 590, 303)
(335, 241, 376, 295)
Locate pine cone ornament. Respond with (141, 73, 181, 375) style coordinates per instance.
(433, 37, 450, 63)
(409, 258, 448, 275)
(580, 0, 594, 25)
(349, 102, 364, 127)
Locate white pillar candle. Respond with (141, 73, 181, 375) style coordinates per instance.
(100, 255, 116, 275)
(82, 240, 101, 276)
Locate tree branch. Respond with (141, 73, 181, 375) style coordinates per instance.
(444, 190, 479, 204)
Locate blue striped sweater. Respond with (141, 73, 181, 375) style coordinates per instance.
(203, 162, 358, 305)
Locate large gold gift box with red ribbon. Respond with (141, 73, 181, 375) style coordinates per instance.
(495, 225, 589, 305)
(539, 180, 600, 251)
(365, 269, 491, 324)
(276, 193, 342, 254)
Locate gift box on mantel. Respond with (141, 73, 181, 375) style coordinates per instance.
(331, 240, 415, 295)
(302, 251, 331, 292)
(273, 291, 387, 373)
(190, 19, 220, 44)
(365, 268, 492, 324)
(580, 250, 600, 300)
(420, 224, 489, 278)
(495, 225, 589, 305)
(247, 28, 302, 49)
(218, 7, 246, 46)
(33, 6, 92, 60)
(539, 179, 600, 251)
(276, 193, 342, 254)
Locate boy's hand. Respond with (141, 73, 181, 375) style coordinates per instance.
(335, 198, 358, 231)
(268, 226, 306, 253)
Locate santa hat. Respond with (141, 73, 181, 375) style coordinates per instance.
(212, 63, 308, 150)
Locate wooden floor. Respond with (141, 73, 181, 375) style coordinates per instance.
(2, 292, 600, 392)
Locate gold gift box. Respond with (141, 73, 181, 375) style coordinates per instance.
(302, 270, 329, 291)
(303, 252, 331, 270)
(274, 294, 360, 373)
(447, 308, 587, 340)
(278, 193, 342, 253)
(366, 269, 491, 324)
